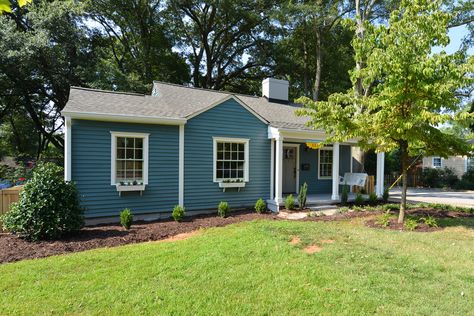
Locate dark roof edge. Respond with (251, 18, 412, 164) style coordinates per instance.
(70, 86, 145, 97)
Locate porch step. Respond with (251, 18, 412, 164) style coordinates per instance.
(307, 205, 336, 211)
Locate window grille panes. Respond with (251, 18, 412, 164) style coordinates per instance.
(319, 149, 333, 178)
(433, 157, 442, 168)
(116, 137, 144, 183)
(216, 141, 245, 180)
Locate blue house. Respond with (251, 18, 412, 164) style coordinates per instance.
(62, 78, 386, 222)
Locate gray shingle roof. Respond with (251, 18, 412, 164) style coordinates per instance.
(63, 82, 312, 130)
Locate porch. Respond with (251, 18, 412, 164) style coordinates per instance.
(267, 126, 385, 212)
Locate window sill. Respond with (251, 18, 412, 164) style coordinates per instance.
(115, 184, 146, 196)
(218, 182, 246, 192)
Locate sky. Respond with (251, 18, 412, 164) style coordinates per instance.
(436, 25, 473, 55)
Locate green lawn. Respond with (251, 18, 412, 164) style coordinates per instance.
(1, 217, 473, 315)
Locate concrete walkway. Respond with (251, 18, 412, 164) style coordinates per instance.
(389, 188, 474, 207)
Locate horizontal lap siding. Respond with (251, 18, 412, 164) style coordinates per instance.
(184, 99, 270, 211)
(299, 145, 351, 194)
(72, 120, 179, 218)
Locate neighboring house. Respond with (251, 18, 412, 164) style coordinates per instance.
(62, 78, 385, 222)
(423, 154, 474, 178)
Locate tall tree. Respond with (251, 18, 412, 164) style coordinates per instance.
(297, 0, 474, 222)
(86, 0, 189, 93)
(0, 0, 96, 154)
(167, 0, 280, 91)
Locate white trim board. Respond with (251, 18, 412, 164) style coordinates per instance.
(62, 111, 187, 125)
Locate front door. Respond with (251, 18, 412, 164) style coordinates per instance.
(283, 146, 297, 194)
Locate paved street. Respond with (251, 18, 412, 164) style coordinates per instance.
(389, 188, 474, 207)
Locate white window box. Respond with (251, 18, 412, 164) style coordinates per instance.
(218, 181, 246, 192)
(116, 184, 146, 196)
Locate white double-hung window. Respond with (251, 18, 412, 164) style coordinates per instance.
(111, 132, 149, 185)
(432, 157, 442, 168)
(213, 137, 249, 182)
(318, 147, 333, 179)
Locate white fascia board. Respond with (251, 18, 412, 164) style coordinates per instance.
(62, 111, 187, 125)
(268, 126, 359, 144)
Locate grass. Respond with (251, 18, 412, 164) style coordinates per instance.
(1, 217, 473, 315)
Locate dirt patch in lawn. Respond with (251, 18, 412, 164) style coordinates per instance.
(0, 210, 277, 264)
(303, 245, 323, 254)
(156, 230, 201, 243)
(321, 239, 335, 244)
(289, 236, 301, 245)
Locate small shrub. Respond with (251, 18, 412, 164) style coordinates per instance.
(120, 208, 133, 229)
(2, 163, 84, 241)
(377, 211, 392, 227)
(421, 215, 438, 228)
(339, 206, 350, 213)
(354, 193, 364, 206)
(405, 218, 418, 231)
(172, 205, 186, 222)
(368, 192, 378, 205)
(341, 184, 349, 205)
(352, 206, 364, 212)
(285, 194, 295, 210)
(382, 203, 400, 212)
(218, 201, 230, 218)
(254, 198, 267, 213)
(298, 182, 308, 210)
(382, 189, 389, 202)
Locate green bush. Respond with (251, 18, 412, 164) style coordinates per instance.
(298, 182, 308, 210)
(285, 194, 295, 210)
(341, 184, 349, 205)
(120, 208, 133, 229)
(405, 218, 418, 231)
(218, 201, 229, 218)
(172, 205, 186, 222)
(354, 193, 364, 206)
(377, 211, 392, 227)
(421, 215, 438, 228)
(456, 169, 474, 190)
(421, 167, 459, 188)
(382, 188, 389, 202)
(254, 198, 267, 213)
(2, 163, 84, 241)
(368, 192, 378, 205)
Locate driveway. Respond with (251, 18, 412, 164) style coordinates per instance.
(389, 188, 474, 207)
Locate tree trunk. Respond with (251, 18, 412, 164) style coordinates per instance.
(312, 27, 322, 101)
(398, 141, 409, 223)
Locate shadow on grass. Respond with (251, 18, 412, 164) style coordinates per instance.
(437, 217, 474, 229)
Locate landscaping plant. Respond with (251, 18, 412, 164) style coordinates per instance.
(285, 194, 295, 210)
(354, 193, 364, 206)
(298, 182, 308, 210)
(341, 184, 349, 205)
(405, 218, 418, 231)
(2, 163, 84, 241)
(120, 208, 133, 230)
(368, 192, 378, 205)
(377, 212, 392, 227)
(172, 205, 186, 222)
(382, 189, 389, 203)
(254, 198, 266, 213)
(421, 215, 438, 228)
(218, 201, 229, 218)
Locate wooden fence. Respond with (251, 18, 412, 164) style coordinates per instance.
(0, 186, 23, 231)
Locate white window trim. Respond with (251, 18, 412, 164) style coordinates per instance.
(110, 131, 150, 185)
(212, 137, 249, 183)
(318, 147, 333, 180)
(432, 156, 442, 168)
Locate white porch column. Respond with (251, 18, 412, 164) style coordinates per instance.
(376, 152, 385, 197)
(178, 124, 185, 206)
(64, 116, 72, 181)
(275, 136, 283, 206)
(270, 139, 275, 200)
(331, 142, 340, 200)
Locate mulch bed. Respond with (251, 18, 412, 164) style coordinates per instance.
(365, 208, 473, 232)
(0, 210, 277, 264)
